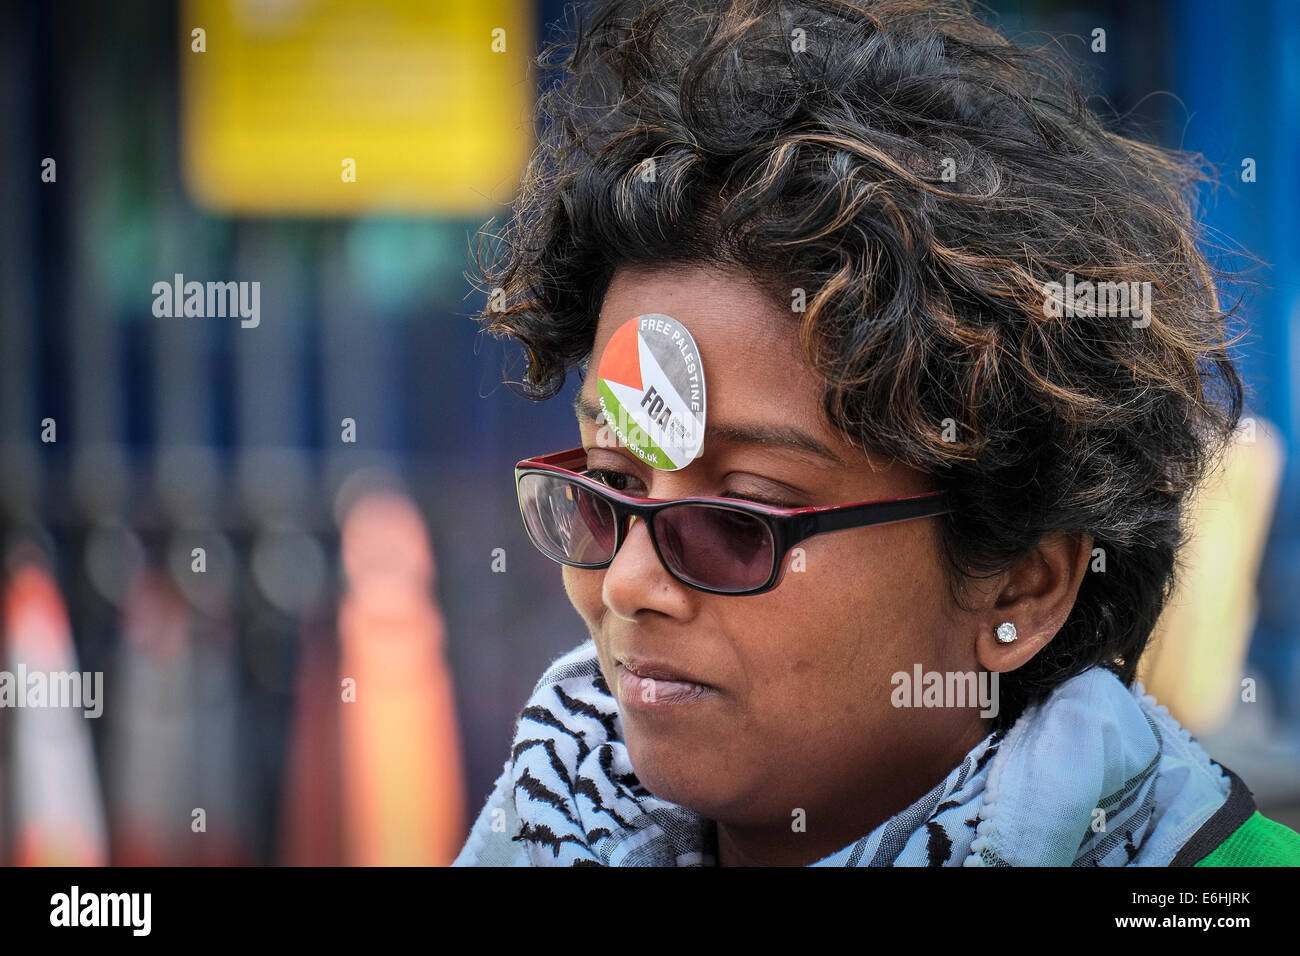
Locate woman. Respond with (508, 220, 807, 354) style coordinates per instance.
(454, 0, 1300, 866)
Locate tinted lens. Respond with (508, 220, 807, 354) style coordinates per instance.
(518, 472, 618, 566)
(656, 503, 775, 592)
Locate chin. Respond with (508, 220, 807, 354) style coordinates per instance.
(623, 731, 739, 819)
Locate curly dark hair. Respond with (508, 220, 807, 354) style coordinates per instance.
(469, 0, 1247, 730)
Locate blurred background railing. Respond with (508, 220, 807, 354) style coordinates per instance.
(0, 0, 1296, 865)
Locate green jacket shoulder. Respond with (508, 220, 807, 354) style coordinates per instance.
(1172, 764, 1300, 867)
(1194, 811, 1300, 867)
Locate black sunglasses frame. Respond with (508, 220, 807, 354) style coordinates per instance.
(515, 447, 952, 596)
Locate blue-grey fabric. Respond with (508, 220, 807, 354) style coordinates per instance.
(452, 639, 1231, 866)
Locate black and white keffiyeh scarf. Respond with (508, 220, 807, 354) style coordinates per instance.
(453, 639, 1232, 866)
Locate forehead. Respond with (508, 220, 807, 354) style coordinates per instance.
(583, 265, 822, 429)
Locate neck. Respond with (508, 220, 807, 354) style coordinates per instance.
(713, 717, 991, 867)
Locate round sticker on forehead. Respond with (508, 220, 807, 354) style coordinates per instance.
(595, 313, 707, 470)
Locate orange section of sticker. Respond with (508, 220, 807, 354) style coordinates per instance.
(598, 319, 643, 391)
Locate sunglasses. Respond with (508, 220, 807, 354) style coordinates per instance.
(514, 447, 952, 596)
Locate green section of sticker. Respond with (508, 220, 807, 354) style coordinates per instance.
(597, 379, 677, 470)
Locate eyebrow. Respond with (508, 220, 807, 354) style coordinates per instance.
(572, 392, 846, 466)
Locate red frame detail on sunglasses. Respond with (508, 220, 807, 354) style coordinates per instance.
(515, 446, 952, 596)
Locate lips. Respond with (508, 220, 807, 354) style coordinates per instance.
(614, 656, 718, 708)
(618, 656, 709, 686)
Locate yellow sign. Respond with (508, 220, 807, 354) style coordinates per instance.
(182, 0, 533, 215)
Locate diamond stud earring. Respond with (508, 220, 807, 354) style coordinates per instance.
(995, 622, 1018, 644)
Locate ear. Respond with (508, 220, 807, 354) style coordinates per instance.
(973, 532, 1094, 673)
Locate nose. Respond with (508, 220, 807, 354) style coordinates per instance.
(601, 513, 695, 621)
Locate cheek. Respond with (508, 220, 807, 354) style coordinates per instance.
(745, 521, 957, 713)
(562, 566, 604, 630)
(818, 517, 951, 625)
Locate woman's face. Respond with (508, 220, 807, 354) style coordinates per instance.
(563, 263, 992, 863)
